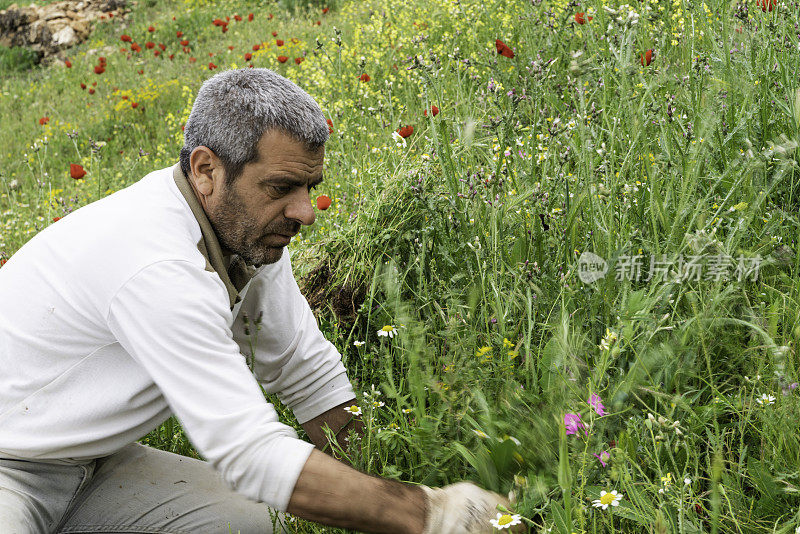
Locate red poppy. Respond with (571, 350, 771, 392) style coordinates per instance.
(80, 82, 86, 89)
(359, 73, 370, 82)
(397, 125, 413, 138)
(277, 55, 288, 63)
(145, 41, 155, 49)
(180, 39, 189, 46)
(253, 44, 260, 51)
(225, 16, 230, 21)
(52, 217, 61, 222)
(221, 26, 228, 33)
(122, 95, 129, 100)
(276, 39, 284, 46)
(212, 18, 225, 26)
(98, 56, 106, 64)
(294, 57, 303, 64)
(495, 39, 515, 58)
(148, 25, 155, 32)
(248, 13, 254, 21)
(154, 50, 160, 57)
(228, 45, 234, 50)
(322, 7, 329, 13)
(131, 43, 141, 52)
(176, 31, 183, 38)
(119, 48, 127, 53)
(189, 57, 197, 63)
(121, 34, 132, 42)
(158, 43, 166, 50)
(424, 105, 439, 117)
(315, 20, 321, 25)
(209, 53, 214, 57)
(574, 12, 593, 24)
(92, 82, 97, 86)
(326, 118, 333, 133)
(272, 31, 278, 37)
(109, 13, 113, 17)
(94, 65, 105, 74)
(757, 0, 775, 10)
(208, 62, 217, 70)
(244, 52, 253, 61)
(316, 195, 331, 210)
(641, 48, 654, 66)
(131, 102, 139, 108)
(70, 164, 87, 179)
(234, 14, 242, 21)
(169, 54, 174, 60)
(38, 116, 49, 125)
(268, 14, 274, 20)
(65, 59, 72, 68)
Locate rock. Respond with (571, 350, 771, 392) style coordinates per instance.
(52, 24, 76, 46)
(46, 17, 71, 32)
(43, 10, 68, 21)
(70, 19, 88, 36)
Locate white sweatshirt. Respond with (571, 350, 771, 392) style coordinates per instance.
(0, 164, 355, 511)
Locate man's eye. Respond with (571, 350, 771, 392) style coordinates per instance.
(269, 185, 292, 195)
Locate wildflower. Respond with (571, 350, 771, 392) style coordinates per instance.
(377, 325, 398, 338)
(38, 117, 49, 125)
(276, 39, 284, 46)
(70, 164, 87, 180)
(599, 328, 617, 351)
(397, 125, 413, 138)
(244, 53, 252, 61)
(145, 41, 155, 49)
(594, 450, 611, 467)
(343, 405, 362, 416)
(148, 25, 155, 32)
(94, 65, 105, 74)
(476, 346, 492, 359)
(402, 408, 412, 414)
(322, 7, 329, 13)
(131, 102, 139, 109)
(88, 88, 95, 94)
(472, 429, 488, 439)
(564, 413, 586, 436)
(495, 39, 515, 58)
(641, 49, 654, 66)
(131, 43, 141, 52)
(756, 0, 775, 11)
(588, 393, 606, 416)
(592, 490, 623, 510)
(294, 57, 304, 64)
(372, 400, 385, 408)
(208, 62, 217, 70)
(574, 12, 593, 24)
(316, 195, 331, 210)
(353, 340, 365, 347)
(489, 512, 522, 530)
(359, 73, 371, 82)
(277, 56, 288, 63)
(757, 393, 775, 405)
(684, 477, 692, 485)
(326, 118, 333, 133)
(661, 473, 672, 486)
(423, 105, 439, 117)
(248, 13, 254, 21)
(53, 217, 61, 222)
(272, 31, 278, 37)
(120, 34, 132, 42)
(180, 40, 189, 46)
(64, 59, 72, 68)
(176, 31, 183, 37)
(8, 179, 18, 190)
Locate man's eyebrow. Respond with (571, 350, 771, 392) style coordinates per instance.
(261, 175, 324, 187)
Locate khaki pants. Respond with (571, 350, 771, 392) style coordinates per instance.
(0, 443, 289, 533)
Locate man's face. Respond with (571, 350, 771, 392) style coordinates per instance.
(204, 129, 324, 267)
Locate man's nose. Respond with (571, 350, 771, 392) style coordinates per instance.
(284, 189, 316, 227)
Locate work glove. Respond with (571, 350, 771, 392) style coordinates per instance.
(420, 481, 525, 533)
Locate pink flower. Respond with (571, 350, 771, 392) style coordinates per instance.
(564, 413, 586, 436)
(588, 393, 606, 416)
(593, 450, 611, 467)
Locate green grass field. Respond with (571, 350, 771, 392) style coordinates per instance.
(2, 0, 800, 531)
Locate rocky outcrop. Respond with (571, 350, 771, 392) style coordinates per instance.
(0, 0, 129, 63)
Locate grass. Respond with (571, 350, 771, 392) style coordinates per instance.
(2, 0, 800, 531)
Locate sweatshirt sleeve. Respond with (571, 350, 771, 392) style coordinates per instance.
(232, 251, 356, 425)
(106, 259, 315, 511)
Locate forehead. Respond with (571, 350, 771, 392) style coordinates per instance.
(248, 129, 324, 175)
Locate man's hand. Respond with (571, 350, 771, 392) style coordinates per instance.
(420, 482, 527, 534)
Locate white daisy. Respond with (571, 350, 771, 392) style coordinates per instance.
(343, 405, 362, 416)
(592, 489, 623, 510)
(489, 512, 522, 530)
(353, 340, 365, 347)
(377, 325, 398, 338)
(757, 393, 776, 405)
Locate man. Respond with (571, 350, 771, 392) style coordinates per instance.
(0, 68, 522, 533)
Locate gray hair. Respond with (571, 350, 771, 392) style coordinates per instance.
(179, 68, 329, 185)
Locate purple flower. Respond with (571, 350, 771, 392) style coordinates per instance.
(564, 413, 586, 436)
(588, 393, 606, 416)
(593, 450, 611, 467)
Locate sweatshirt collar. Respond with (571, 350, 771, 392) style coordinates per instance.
(172, 164, 256, 310)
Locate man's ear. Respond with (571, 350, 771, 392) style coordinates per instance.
(189, 146, 222, 197)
